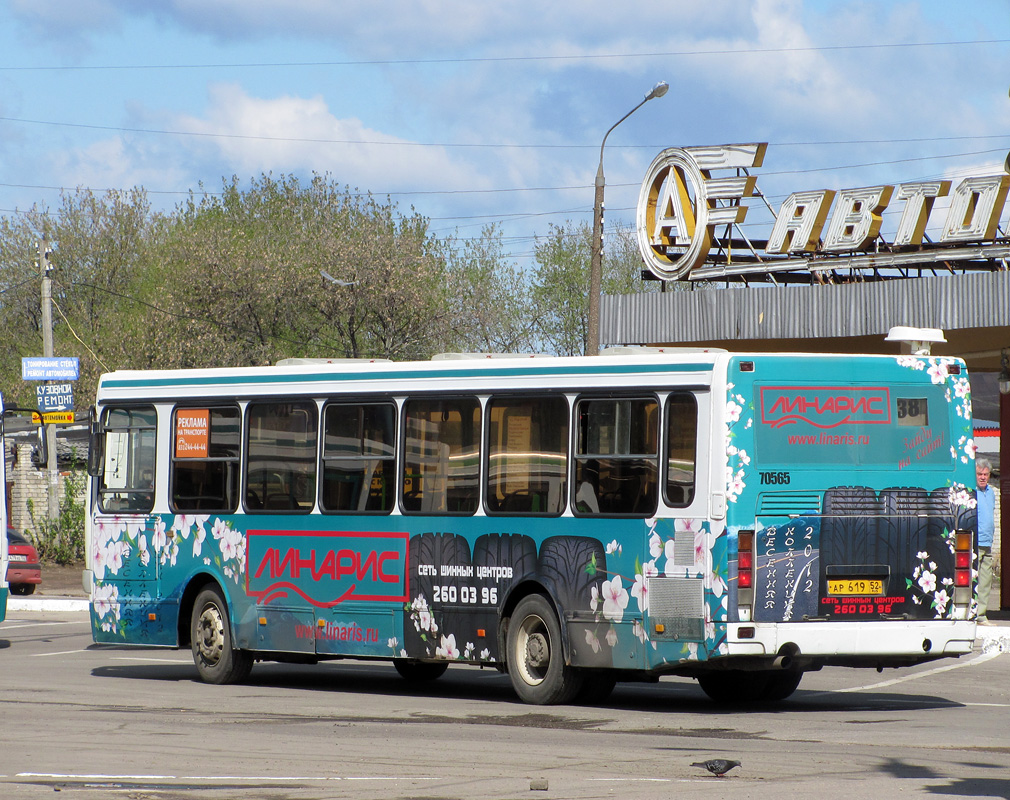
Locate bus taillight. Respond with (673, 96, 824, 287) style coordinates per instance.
(953, 529, 973, 611)
(737, 530, 754, 622)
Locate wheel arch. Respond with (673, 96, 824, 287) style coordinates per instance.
(177, 572, 229, 648)
(498, 578, 576, 671)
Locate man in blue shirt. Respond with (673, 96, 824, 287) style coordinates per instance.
(975, 457, 996, 625)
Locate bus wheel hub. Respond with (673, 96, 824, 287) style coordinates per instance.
(525, 633, 549, 667)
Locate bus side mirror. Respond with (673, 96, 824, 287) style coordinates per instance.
(30, 425, 48, 468)
(87, 406, 104, 478)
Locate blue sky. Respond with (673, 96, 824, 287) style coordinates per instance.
(1, 0, 1009, 266)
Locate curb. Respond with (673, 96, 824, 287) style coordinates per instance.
(8, 596, 89, 613)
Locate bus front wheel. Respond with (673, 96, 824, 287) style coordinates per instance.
(507, 594, 582, 705)
(191, 586, 253, 685)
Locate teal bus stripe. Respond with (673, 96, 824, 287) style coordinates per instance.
(101, 361, 714, 390)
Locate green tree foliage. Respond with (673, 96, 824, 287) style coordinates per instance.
(142, 174, 452, 366)
(531, 221, 591, 356)
(0, 176, 663, 400)
(442, 224, 538, 353)
(0, 188, 159, 406)
(530, 220, 656, 356)
(26, 467, 86, 564)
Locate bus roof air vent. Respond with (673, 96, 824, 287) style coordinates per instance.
(430, 353, 553, 360)
(600, 346, 727, 356)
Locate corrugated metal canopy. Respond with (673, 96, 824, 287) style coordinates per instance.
(601, 270, 1010, 372)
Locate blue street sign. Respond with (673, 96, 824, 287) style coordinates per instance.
(36, 383, 74, 413)
(22, 357, 79, 381)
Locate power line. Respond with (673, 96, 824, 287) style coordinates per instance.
(0, 38, 1006, 71)
(3, 114, 1010, 152)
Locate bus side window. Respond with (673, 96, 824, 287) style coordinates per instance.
(664, 393, 698, 508)
(171, 406, 241, 513)
(245, 401, 318, 513)
(97, 406, 158, 514)
(485, 396, 568, 516)
(574, 397, 658, 517)
(402, 398, 480, 515)
(321, 402, 396, 514)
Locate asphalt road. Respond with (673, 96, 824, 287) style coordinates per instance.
(2, 609, 1009, 800)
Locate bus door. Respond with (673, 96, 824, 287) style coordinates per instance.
(89, 405, 163, 639)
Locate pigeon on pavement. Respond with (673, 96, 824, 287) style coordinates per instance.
(691, 759, 741, 777)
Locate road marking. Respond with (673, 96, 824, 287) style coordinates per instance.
(110, 656, 192, 664)
(588, 778, 711, 783)
(31, 649, 89, 658)
(807, 650, 1002, 696)
(16, 773, 438, 783)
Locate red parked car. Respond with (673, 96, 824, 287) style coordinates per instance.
(6, 528, 41, 595)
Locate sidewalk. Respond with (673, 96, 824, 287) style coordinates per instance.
(7, 563, 89, 613)
(7, 595, 88, 612)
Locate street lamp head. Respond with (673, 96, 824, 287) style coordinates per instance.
(646, 81, 669, 101)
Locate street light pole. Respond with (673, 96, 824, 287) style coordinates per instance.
(586, 81, 669, 356)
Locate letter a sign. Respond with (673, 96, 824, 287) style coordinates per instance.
(636, 144, 766, 280)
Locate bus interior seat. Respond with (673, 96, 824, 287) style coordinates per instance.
(575, 481, 600, 514)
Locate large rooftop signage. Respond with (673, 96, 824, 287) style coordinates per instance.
(636, 143, 1010, 281)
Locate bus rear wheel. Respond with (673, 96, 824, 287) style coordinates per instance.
(191, 586, 253, 685)
(762, 668, 803, 701)
(697, 670, 769, 703)
(393, 659, 449, 682)
(576, 671, 617, 704)
(697, 668, 802, 703)
(507, 594, 582, 705)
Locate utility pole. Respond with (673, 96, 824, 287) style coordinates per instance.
(39, 239, 60, 524)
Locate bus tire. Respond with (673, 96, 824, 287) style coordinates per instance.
(507, 594, 583, 705)
(393, 659, 449, 682)
(576, 670, 617, 704)
(191, 586, 253, 685)
(697, 670, 770, 704)
(761, 668, 803, 701)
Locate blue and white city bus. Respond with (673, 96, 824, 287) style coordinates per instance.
(85, 349, 979, 704)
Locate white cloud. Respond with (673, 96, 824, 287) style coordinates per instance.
(168, 83, 483, 193)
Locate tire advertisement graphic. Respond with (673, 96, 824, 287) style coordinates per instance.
(753, 485, 973, 622)
(402, 531, 603, 665)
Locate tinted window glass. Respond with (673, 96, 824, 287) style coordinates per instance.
(402, 398, 480, 514)
(321, 403, 395, 513)
(574, 397, 658, 516)
(98, 406, 157, 514)
(245, 401, 317, 512)
(171, 406, 241, 512)
(486, 396, 567, 515)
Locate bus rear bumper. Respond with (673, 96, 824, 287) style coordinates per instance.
(726, 620, 977, 663)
